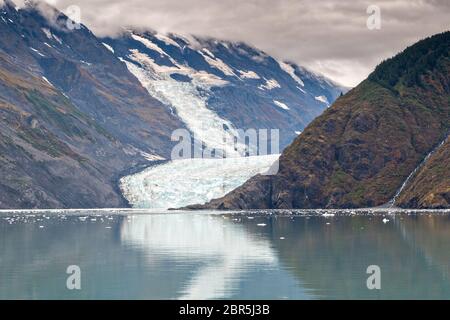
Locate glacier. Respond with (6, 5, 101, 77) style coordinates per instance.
(112, 32, 343, 209)
(124, 42, 244, 157)
(120, 155, 279, 209)
(118, 33, 282, 209)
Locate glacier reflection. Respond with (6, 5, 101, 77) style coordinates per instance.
(120, 213, 278, 299)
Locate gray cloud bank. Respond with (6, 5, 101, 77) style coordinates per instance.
(16, 0, 450, 86)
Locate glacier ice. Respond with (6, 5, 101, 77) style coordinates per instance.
(120, 155, 279, 209)
(119, 34, 281, 209)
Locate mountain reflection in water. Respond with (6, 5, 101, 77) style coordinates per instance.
(0, 210, 449, 299)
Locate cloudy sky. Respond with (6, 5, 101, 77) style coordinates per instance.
(27, 0, 450, 87)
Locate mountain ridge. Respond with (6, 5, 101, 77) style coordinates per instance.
(188, 31, 450, 210)
(0, 0, 344, 209)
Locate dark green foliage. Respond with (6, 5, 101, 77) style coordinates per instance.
(369, 31, 450, 90)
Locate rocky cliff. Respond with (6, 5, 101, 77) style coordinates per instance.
(190, 31, 450, 209)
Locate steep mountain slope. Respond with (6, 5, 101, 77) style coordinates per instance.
(0, 1, 346, 209)
(0, 1, 183, 208)
(102, 30, 346, 150)
(191, 31, 450, 209)
(396, 135, 449, 208)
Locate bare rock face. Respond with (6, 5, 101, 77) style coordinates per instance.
(193, 32, 450, 210)
(0, 2, 183, 209)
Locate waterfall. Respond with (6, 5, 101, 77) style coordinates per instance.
(389, 133, 449, 207)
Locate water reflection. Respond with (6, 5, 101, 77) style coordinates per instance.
(120, 214, 278, 299)
(260, 215, 450, 299)
(0, 211, 449, 299)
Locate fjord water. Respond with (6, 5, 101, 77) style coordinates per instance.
(0, 210, 449, 300)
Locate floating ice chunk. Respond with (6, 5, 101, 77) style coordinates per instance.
(322, 213, 335, 217)
(257, 223, 267, 227)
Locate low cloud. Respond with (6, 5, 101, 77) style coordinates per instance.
(15, 0, 450, 86)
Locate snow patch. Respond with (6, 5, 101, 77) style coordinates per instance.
(102, 42, 114, 53)
(42, 76, 53, 87)
(154, 33, 181, 48)
(30, 47, 45, 57)
(238, 70, 260, 80)
(315, 95, 329, 105)
(202, 48, 215, 58)
(278, 61, 304, 87)
(274, 100, 290, 110)
(124, 49, 241, 156)
(41, 28, 62, 45)
(198, 50, 236, 77)
(41, 28, 52, 39)
(259, 78, 281, 91)
(131, 33, 173, 60)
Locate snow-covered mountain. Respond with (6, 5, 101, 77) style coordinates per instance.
(0, 0, 346, 209)
(102, 30, 347, 151)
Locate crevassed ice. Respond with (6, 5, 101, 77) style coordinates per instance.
(120, 155, 279, 209)
(120, 34, 280, 209)
(124, 47, 243, 157)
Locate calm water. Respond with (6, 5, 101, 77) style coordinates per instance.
(0, 209, 449, 300)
